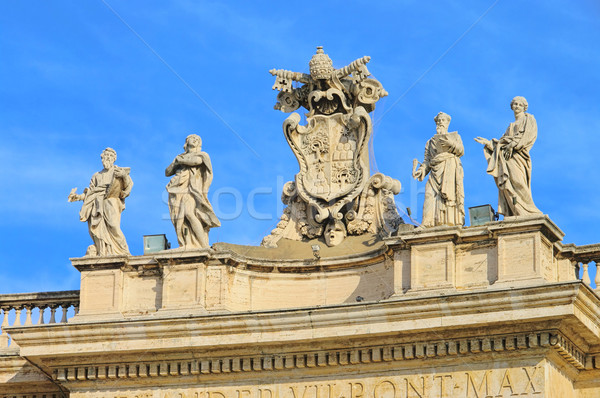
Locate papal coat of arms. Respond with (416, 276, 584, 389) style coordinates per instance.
(262, 47, 404, 247)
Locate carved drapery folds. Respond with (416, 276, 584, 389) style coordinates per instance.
(263, 47, 403, 248)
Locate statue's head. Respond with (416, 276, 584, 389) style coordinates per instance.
(511, 96, 528, 112)
(309, 46, 334, 80)
(324, 219, 347, 247)
(101, 147, 117, 169)
(184, 134, 202, 152)
(434, 112, 451, 133)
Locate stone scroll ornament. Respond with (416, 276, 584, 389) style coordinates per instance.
(68, 148, 132, 256)
(165, 134, 221, 249)
(262, 47, 404, 248)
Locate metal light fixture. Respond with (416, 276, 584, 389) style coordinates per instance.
(468, 205, 498, 226)
(143, 234, 171, 254)
(311, 244, 321, 260)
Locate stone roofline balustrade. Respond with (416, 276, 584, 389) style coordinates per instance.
(560, 242, 600, 290)
(0, 290, 79, 350)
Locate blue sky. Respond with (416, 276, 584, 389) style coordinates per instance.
(1, 1, 599, 293)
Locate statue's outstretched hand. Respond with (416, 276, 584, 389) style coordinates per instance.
(474, 137, 492, 151)
(68, 188, 83, 202)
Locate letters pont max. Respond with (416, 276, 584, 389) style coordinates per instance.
(82, 366, 542, 398)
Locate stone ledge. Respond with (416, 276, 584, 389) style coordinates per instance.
(388, 214, 564, 247)
(7, 282, 598, 357)
(50, 330, 583, 385)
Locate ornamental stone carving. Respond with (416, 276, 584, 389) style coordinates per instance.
(262, 47, 403, 248)
(165, 134, 220, 249)
(412, 112, 465, 227)
(68, 147, 132, 256)
(475, 96, 542, 217)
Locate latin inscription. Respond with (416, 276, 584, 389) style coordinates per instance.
(75, 366, 543, 398)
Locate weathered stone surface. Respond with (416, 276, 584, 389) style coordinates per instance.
(166, 134, 220, 250)
(2, 215, 600, 396)
(263, 48, 402, 248)
(412, 112, 465, 228)
(475, 96, 542, 217)
(68, 147, 133, 256)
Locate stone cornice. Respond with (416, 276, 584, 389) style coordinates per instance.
(70, 241, 389, 273)
(7, 282, 599, 359)
(50, 329, 583, 386)
(387, 214, 564, 247)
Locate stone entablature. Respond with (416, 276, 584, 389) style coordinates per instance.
(4, 281, 600, 397)
(3, 215, 600, 396)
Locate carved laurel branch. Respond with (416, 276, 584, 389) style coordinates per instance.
(51, 330, 584, 383)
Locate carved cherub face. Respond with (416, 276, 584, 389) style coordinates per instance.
(101, 149, 116, 169)
(324, 220, 347, 247)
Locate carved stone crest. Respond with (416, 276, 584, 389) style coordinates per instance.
(263, 47, 404, 248)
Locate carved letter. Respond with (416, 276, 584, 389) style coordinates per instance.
(290, 386, 312, 398)
(466, 371, 491, 398)
(209, 392, 226, 398)
(238, 391, 252, 398)
(522, 367, 541, 394)
(350, 382, 364, 398)
(496, 370, 517, 396)
(325, 384, 338, 398)
(374, 380, 396, 398)
(433, 375, 452, 398)
(404, 377, 425, 398)
(259, 389, 274, 398)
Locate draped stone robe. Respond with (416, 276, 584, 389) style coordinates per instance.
(79, 167, 132, 256)
(416, 131, 465, 227)
(166, 151, 220, 249)
(483, 113, 541, 216)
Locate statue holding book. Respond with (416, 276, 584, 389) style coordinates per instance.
(412, 112, 465, 227)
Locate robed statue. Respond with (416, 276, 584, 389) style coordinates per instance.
(165, 134, 220, 249)
(412, 112, 465, 227)
(475, 96, 542, 217)
(68, 147, 132, 256)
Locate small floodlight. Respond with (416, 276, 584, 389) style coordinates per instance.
(143, 234, 171, 254)
(468, 205, 497, 226)
(311, 244, 321, 260)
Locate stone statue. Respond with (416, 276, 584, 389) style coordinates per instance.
(68, 148, 132, 256)
(262, 47, 404, 248)
(412, 112, 465, 227)
(475, 96, 542, 217)
(165, 134, 220, 249)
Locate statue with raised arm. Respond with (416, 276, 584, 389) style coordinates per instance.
(68, 147, 132, 256)
(475, 96, 542, 217)
(165, 134, 220, 249)
(412, 112, 465, 227)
